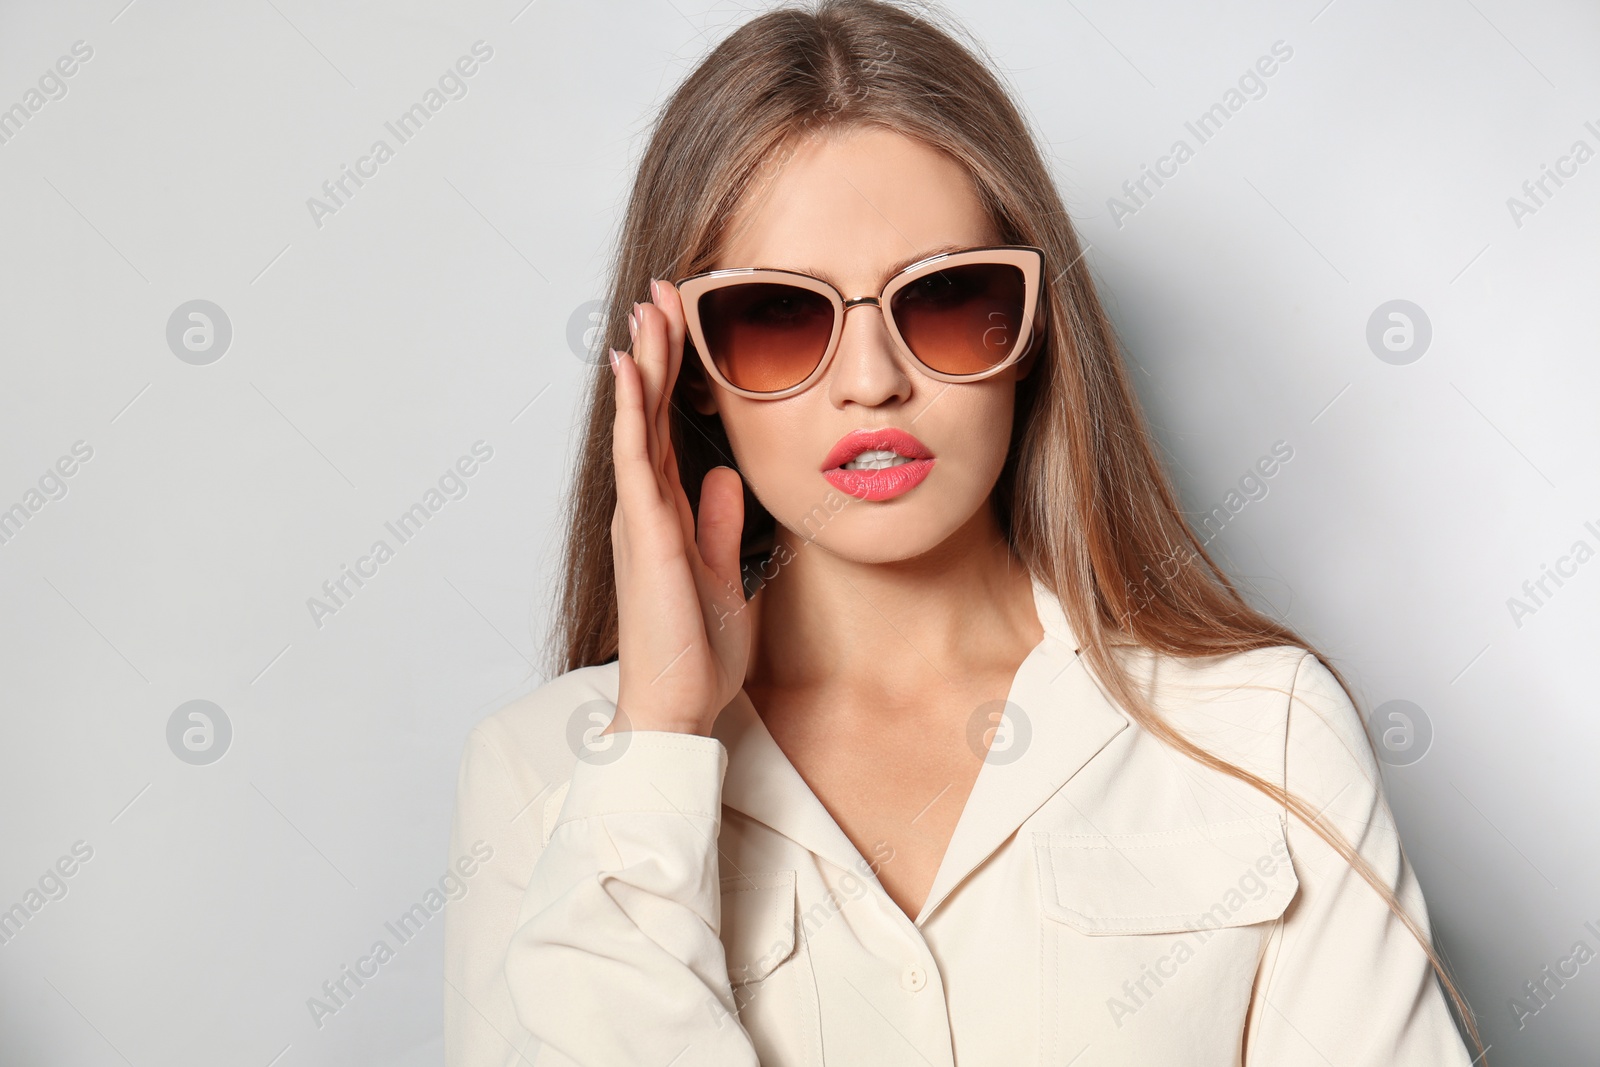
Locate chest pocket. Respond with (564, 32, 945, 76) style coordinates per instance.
(718, 870, 823, 1067)
(1032, 813, 1298, 1066)
(1033, 813, 1298, 934)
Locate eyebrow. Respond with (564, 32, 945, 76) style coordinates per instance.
(784, 241, 974, 290)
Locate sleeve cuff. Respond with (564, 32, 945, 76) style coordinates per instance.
(555, 730, 728, 828)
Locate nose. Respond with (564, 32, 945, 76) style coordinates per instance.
(824, 298, 913, 407)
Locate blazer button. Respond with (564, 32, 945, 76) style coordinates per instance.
(901, 964, 927, 992)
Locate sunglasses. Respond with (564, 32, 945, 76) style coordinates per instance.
(673, 244, 1046, 400)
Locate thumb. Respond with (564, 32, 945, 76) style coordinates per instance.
(696, 465, 746, 597)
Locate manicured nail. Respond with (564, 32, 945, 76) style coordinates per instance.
(608, 347, 620, 375)
(628, 304, 639, 340)
(649, 278, 662, 303)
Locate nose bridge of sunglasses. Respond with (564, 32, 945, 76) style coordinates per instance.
(836, 296, 904, 354)
(828, 297, 935, 388)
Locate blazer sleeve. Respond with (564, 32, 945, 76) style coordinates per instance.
(503, 729, 762, 1066)
(443, 720, 545, 1067)
(1244, 653, 1475, 1065)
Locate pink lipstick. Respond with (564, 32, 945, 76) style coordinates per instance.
(820, 427, 935, 501)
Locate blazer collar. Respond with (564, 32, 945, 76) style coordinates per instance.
(711, 574, 1130, 928)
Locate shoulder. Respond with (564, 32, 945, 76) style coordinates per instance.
(1131, 639, 1324, 724)
(1113, 642, 1361, 788)
(455, 661, 622, 807)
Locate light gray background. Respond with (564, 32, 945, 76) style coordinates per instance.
(1, 0, 1595, 1064)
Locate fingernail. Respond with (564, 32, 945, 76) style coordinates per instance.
(628, 304, 639, 340)
(649, 278, 662, 302)
(608, 347, 620, 375)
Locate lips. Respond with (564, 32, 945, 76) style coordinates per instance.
(821, 428, 933, 471)
(820, 427, 935, 502)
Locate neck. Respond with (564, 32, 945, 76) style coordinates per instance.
(744, 501, 1043, 698)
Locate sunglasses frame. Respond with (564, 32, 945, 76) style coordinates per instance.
(672, 244, 1047, 400)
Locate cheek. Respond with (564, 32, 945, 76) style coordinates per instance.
(715, 401, 821, 498)
(717, 403, 782, 471)
(936, 388, 1017, 484)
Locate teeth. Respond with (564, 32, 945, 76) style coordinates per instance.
(842, 448, 914, 471)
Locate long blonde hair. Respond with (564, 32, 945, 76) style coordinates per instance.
(547, 0, 1482, 1053)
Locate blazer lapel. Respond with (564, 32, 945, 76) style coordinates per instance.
(712, 688, 880, 887)
(711, 576, 1130, 926)
(912, 577, 1128, 925)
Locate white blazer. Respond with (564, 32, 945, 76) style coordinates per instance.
(444, 576, 1472, 1065)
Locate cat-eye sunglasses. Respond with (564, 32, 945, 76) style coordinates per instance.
(673, 244, 1047, 400)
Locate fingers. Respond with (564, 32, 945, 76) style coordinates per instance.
(652, 280, 687, 454)
(663, 431, 697, 534)
(610, 347, 663, 514)
(696, 465, 745, 598)
(616, 279, 695, 549)
(628, 301, 665, 478)
(652, 277, 687, 354)
(640, 280, 686, 483)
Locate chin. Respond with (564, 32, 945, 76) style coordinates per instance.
(816, 532, 949, 565)
(771, 488, 977, 563)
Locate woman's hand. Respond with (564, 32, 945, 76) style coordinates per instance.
(603, 279, 750, 737)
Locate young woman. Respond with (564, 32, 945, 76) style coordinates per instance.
(444, 2, 1483, 1063)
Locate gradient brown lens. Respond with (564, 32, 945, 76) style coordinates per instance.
(697, 281, 835, 393)
(889, 261, 1027, 375)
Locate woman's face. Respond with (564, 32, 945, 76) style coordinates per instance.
(685, 125, 1037, 565)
